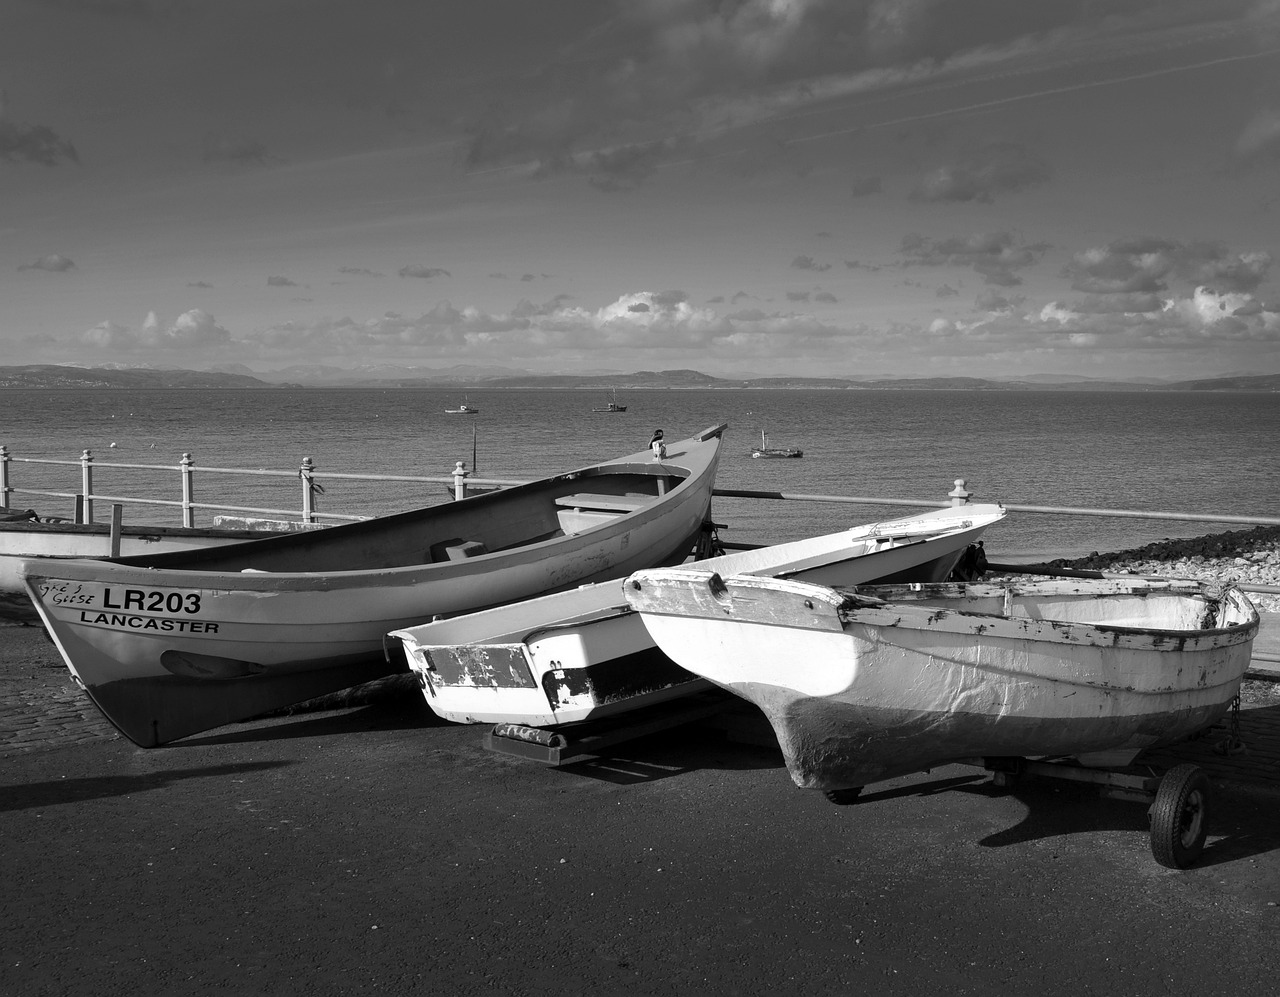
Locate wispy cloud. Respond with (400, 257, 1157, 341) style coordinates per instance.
(0, 120, 79, 166)
(18, 254, 76, 272)
(399, 265, 451, 279)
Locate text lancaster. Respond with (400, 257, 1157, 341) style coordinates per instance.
(78, 611, 219, 633)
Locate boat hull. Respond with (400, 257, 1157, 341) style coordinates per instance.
(23, 425, 727, 746)
(392, 505, 1007, 726)
(624, 572, 1259, 792)
(0, 521, 292, 622)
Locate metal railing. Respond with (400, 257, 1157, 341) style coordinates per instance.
(3, 444, 1277, 539)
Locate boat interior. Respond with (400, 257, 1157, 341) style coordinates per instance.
(844, 580, 1250, 631)
(110, 465, 687, 574)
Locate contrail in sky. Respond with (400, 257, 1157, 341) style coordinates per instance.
(785, 46, 1280, 145)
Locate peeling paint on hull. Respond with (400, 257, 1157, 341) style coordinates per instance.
(626, 571, 1260, 792)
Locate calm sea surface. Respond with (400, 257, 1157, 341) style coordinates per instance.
(2, 387, 1277, 558)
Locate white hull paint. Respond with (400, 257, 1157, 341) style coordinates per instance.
(392, 505, 1006, 726)
(23, 425, 727, 746)
(0, 521, 291, 622)
(624, 572, 1259, 792)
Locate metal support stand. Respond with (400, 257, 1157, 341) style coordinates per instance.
(483, 690, 733, 766)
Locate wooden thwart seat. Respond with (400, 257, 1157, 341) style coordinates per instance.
(554, 492, 650, 513)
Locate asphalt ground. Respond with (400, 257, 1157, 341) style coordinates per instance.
(2, 620, 1279, 996)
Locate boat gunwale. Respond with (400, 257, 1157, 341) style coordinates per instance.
(21, 425, 727, 588)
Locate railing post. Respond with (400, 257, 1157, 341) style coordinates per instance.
(948, 478, 973, 506)
(453, 460, 469, 500)
(80, 449, 94, 524)
(0, 445, 10, 509)
(180, 453, 195, 527)
(300, 457, 316, 523)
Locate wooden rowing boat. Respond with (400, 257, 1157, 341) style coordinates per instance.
(389, 504, 1006, 726)
(623, 571, 1259, 792)
(21, 424, 728, 747)
(1, 514, 299, 623)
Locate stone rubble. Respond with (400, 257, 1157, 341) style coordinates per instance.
(1044, 525, 1280, 613)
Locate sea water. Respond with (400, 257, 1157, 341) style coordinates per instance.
(2, 386, 1277, 558)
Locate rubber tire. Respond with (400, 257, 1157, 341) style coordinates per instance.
(1149, 764, 1211, 869)
(824, 787, 863, 806)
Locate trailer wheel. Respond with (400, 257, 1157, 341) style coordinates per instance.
(1149, 764, 1210, 869)
(824, 787, 862, 806)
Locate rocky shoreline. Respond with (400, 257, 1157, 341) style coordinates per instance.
(1041, 524, 1280, 613)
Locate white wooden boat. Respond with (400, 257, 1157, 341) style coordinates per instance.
(389, 504, 1006, 726)
(1, 513, 296, 623)
(21, 424, 728, 747)
(624, 572, 1259, 793)
(444, 397, 479, 415)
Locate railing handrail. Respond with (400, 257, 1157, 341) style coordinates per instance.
(2, 445, 1278, 533)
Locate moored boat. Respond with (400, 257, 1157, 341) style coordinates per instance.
(750, 429, 801, 459)
(390, 504, 1006, 726)
(21, 424, 728, 747)
(592, 389, 627, 413)
(623, 571, 1259, 793)
(444, 397, 479, 415)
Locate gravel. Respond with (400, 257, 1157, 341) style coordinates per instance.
(1038, 525, 1280, 613)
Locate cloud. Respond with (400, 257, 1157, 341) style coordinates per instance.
(1065, 238, 1273, 296)
(936, 284, 960, 298)
(231, 289, 876, 364)
(338, 267, 382, 277)
(910, 142, 1052, 203)
(791, 255, 831, 272)
(267, 276, 299, 287)
(974, 289, 1021, 312)
(81, 309, 233, 352)
(187, 280, 214, 288)
(19, 253, 77, 272)
(1037, 285, 1279, 345)
(0, 120, 79, 166)
(398, 265, 451, 279)
(899, 231, 1046, 286)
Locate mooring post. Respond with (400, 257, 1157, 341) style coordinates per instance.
(180, 453, 195, 527)
(299, 457, 317, 523)
(80, 449, 94, 524)
(453, 460, 469, 501)
(0, 445, 10, 509)
(948, 478, 973, 506)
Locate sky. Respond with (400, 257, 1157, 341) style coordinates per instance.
(3, 0, 1280, 380)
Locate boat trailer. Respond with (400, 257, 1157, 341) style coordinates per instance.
(825, 756, 1217, 870)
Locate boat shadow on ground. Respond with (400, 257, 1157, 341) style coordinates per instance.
(172, 694, 448, 748)
(855, 771, 1280, 866)
(551, 728, 789, 786)
(1, 760, 292, 814)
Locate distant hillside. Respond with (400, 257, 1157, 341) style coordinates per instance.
(0, 365, 271, 389)
(2, 364, 1277, 392)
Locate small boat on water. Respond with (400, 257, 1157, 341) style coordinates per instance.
(21, 424, 728, 747)
(0, 510, 298, 623)
(389, 504, 1006, 727)
(624, 571, 1259, 795)
(592, 389, 627, 413)
(445, 397, 479, 415)
(751, 429, 802, 459)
